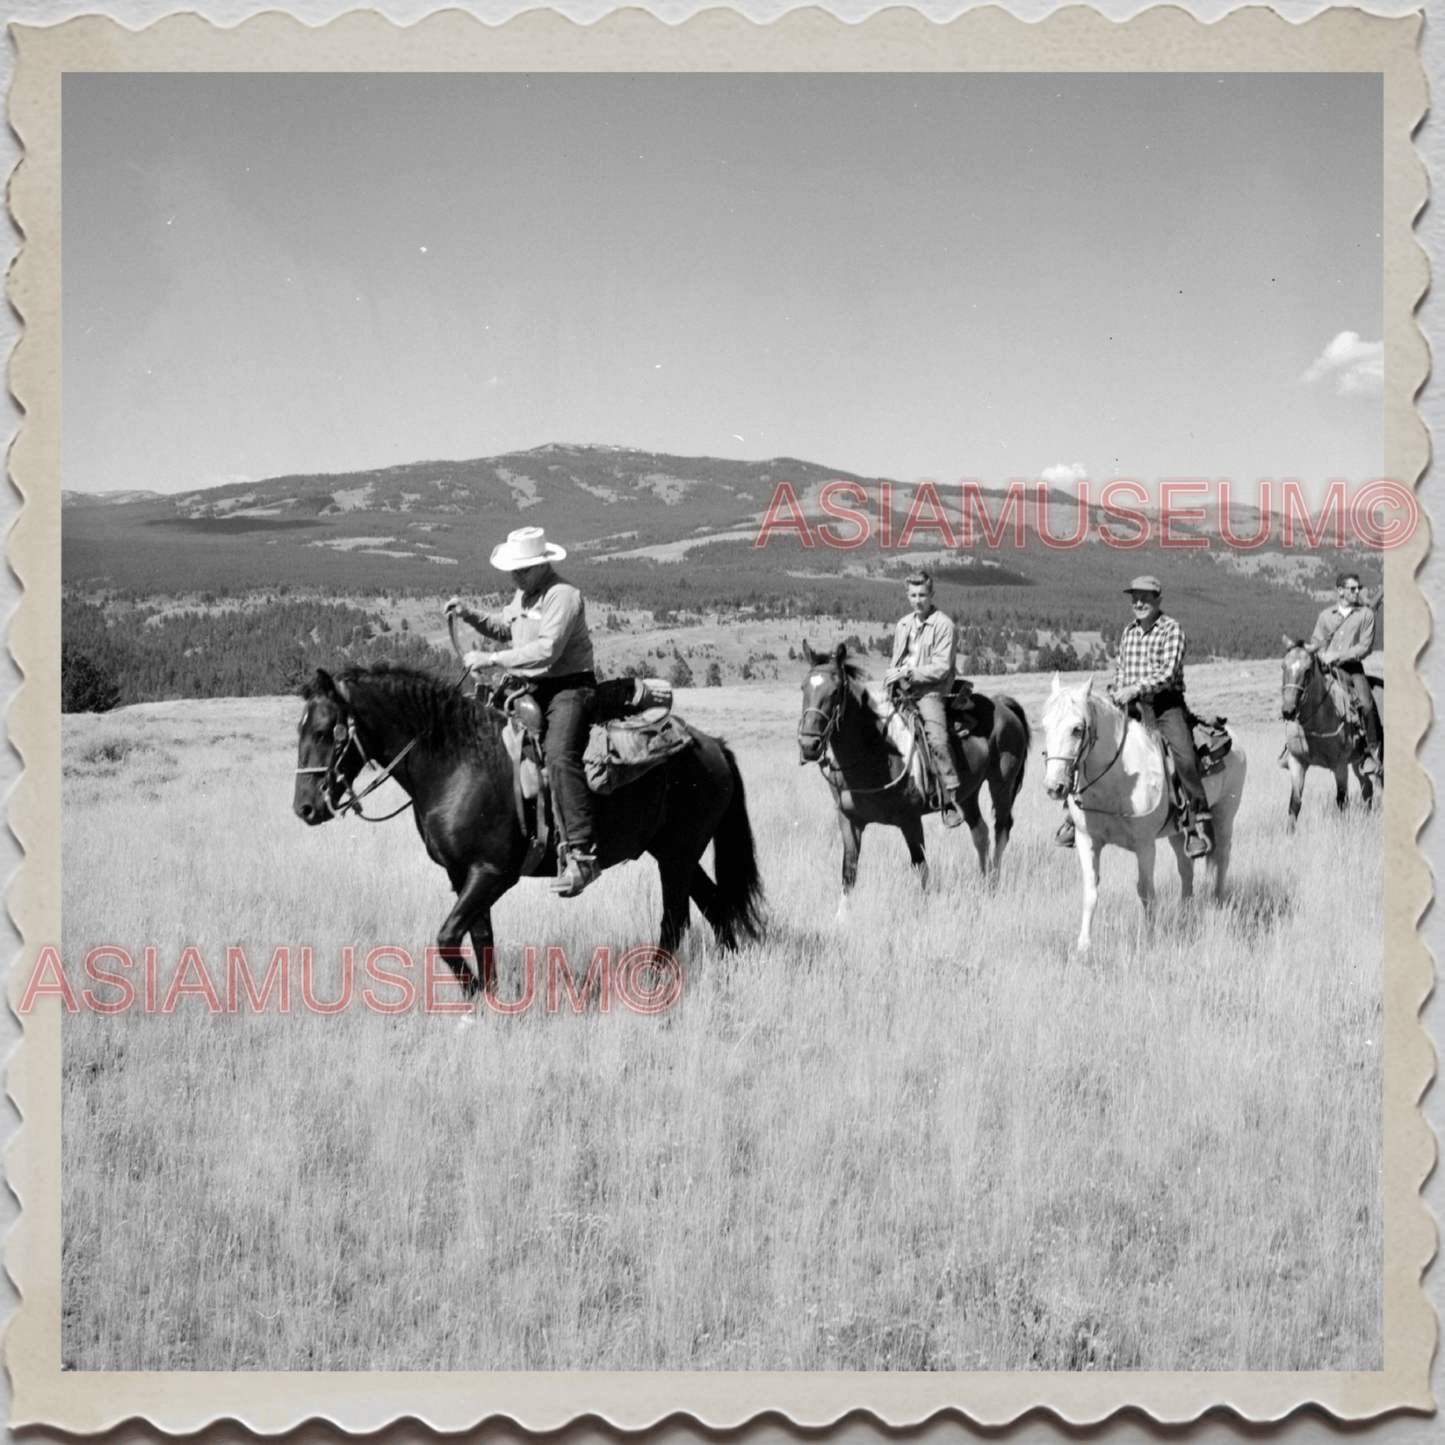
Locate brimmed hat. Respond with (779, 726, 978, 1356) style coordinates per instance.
(1123, 575, 1162, 596)
(491, 526, 567, 571)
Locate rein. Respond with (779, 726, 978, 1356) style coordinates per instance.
(1282, 654, 1349, 741)
(296, 664, 473, 822)
(1044, 702, 1128, 802)
(799, 670, 914, 797)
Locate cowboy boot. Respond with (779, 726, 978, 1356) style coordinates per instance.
(1055, 812, 1076, 848)
(552, 849, 600, 897)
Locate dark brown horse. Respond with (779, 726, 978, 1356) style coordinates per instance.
(294, 663, 764, 996)
(797, 644, 1030, 913)
(1280, 641, 1381, 825)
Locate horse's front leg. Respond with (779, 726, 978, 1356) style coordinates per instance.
(1168, 832, 1194, 902)
(1134, 836, 1158, 940)
(1286, 756, 1306, 830)
(1076, 834, 1102, 953)
(836, 813, 864, 922)
(439, 860, 512, 999)
(901, 814, 930, 893)
(959, 792, 989, 875)
(1358, 767, 1375, 811)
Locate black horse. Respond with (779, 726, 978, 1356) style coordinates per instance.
(797, 644, 1030, 910)
(294, 663, 765, 995)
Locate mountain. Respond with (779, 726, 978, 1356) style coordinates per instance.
(61, 443, 1377, 659)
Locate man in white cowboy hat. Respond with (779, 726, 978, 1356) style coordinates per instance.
(1055, 575, 1213, 857)
(445, 526, 600, 896)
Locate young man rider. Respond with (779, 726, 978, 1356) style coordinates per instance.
(885, 568, 965, 828)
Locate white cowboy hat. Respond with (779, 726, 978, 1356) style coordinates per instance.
(490, 526, 567, 571)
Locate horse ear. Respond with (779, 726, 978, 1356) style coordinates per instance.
(1050, 672, 1061, 696)
(314, 668, 336, 697)
(803, 641, 822, 666)
(1082, 675, 1094, 698)
(833, 642, 847, 668)
(1281, 633, 1294, 650)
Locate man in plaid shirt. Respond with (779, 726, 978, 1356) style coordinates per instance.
(1057, 575, 1214, 857)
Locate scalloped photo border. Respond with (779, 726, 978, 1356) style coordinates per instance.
(4, 4, 1433, 1432)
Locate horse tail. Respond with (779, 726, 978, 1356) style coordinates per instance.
(996, 695, 1031, 802)
(711, 741, 767, 948)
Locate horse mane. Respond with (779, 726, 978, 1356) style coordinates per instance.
(318, 661, 500, 757)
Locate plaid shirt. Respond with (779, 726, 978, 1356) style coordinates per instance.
(1114, 613, 1187, 699)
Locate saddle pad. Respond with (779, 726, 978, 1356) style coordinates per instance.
(865, 690, 928, 799)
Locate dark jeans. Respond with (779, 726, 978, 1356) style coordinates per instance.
(532, 672, 598, 854)
(1336, 662, 1382, 752)
(1143, 691, 1208, 817)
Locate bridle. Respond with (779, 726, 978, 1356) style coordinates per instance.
(295, 709, 419, 822)
(798, 665, 914, 796)
(1281, 650, 1348, 740)
(797, 668, 845, 759)
(1043, 696, 1128, 801)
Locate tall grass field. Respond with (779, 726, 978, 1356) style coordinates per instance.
(58, 664, 1382, 1371)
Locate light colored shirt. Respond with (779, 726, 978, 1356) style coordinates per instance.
(890, 607, 956, 693)
(1115, 613, 1187, 698)
(474, 569, 596, 678)
(1310, 602, 1375, 664)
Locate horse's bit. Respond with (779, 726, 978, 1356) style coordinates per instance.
(1043, 705, 1127, 802)
(295, 711, 418, 822)
(1282, 654, 1348, 740)
(799, 668, 913, 797)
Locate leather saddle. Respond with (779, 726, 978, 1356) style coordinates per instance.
(489, 683, 552, 877)
(485, 676, 679, 877)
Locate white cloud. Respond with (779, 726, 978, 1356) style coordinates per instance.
(1302, 331, 1383, 397)
(1040, 462, 1088, 486)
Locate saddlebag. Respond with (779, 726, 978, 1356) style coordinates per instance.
(583, 712, 694, 795)
(1192, 714, 1232, 776)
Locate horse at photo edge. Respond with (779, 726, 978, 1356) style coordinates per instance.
(293, 662, 765, 997)
(1279, 638, 1382, 826)
(796, 642, 1031, 912)
(1041, 674, 1248, 953)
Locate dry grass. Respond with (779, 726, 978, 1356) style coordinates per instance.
(59, 668, 1382, 1371)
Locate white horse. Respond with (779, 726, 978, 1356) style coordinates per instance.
(1041, 675, 1248, 952)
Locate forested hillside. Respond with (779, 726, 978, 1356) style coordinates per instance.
(61, 598, 447, 711)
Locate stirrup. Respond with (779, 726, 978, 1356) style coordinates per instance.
(1184, 816, 1214, 859)
(1054, 817, 1076, 849)
(938, 791, 965, 829)
(1360, 751, 1382, 776)
(551, 851, 600, 897)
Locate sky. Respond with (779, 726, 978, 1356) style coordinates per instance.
(62, 72, 1384, 500)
